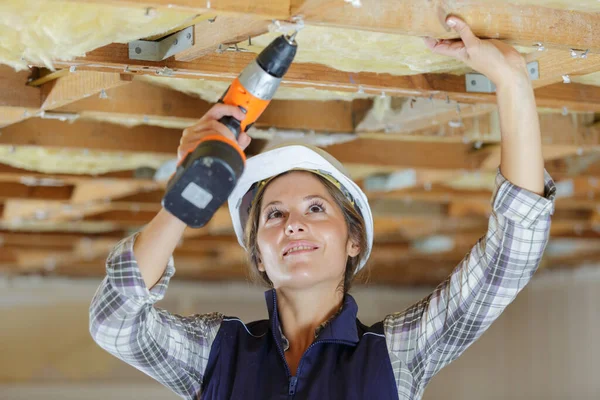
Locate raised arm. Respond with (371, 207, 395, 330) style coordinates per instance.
(89, 232, 223, 399)
(383, 16, 556, 395)
(89, 104, 250, 399)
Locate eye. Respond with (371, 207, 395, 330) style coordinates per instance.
(265, 207, 283, 220)
(308, 201, 325, 213)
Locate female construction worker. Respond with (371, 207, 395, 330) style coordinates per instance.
(89, 17, 556, 399)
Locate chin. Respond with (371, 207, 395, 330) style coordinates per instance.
(272, 259, 342, 290)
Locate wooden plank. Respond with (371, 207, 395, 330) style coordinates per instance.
(0, 107, 38, 128)
(45, 46, 600, 112)
(175, 16, 270, 62)
(1, 115, 596, 172)
(528, 49, 600, 89)
(0, 66, 40, 108)
(58, 0, 290, 19)
(258, 99, 365, 132)
(56, 80, 211, 118)
(54, 80, 367, 132)
(532, 83, 600, 112)
(0, 163, 143, 180)
(356, 96, 496, 134)
(291, 0, 600, 52)
(0, 117, 491, 169)
(325, 139, 490, 170)
(0, 118, 179, 154)
(41, 71, 132, 110)
(0, 182, 74, 201)
(59, 0, 599, 52)
(426, 74, 600, 112)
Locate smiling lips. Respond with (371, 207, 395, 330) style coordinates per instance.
(282, 241, 319, 257)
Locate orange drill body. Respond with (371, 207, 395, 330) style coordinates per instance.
(221, 77, 271, 132)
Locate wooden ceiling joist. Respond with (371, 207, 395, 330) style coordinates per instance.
(175, 15, 270, 62)
(0, 76, 373, 133)
(41, 47, 600, 112)
(40, 71, 132, 111)
(59, 0, 600, 52)
(0, 66, 40, 109)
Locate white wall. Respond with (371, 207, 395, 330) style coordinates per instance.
(1, 266, 599, 399)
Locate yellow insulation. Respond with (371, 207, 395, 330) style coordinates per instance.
(0, 145, 172, 174)
(135, 75, 373, 102)
(0, 0, 195, 71)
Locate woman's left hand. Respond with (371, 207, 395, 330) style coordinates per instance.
(423, 16, 529, 88)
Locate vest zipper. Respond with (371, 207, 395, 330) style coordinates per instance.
(293, 339, 356, 391)
(288, 376, 298, 395)
(271, 293, 355, 398)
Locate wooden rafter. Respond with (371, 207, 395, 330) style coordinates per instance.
(175, 16, 270, 62)
(58, 0, 600, 52)
(41, 71, 133, 110)
(40, 46, 600, 112)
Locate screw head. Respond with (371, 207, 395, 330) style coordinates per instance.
(186, 32, 192, 40)
(174, 39, 178, 45)
(470, 80, 476, 86)
(135, 47, 142, 54)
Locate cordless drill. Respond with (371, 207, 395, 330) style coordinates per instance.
(162, 32, 298, 227)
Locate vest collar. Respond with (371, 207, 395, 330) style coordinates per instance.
(264, 288, 360, 349)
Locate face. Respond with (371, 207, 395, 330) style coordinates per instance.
(256, 171, 360, 290)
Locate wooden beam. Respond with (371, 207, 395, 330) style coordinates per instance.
(325, 138, 490, 170)
(1, 114, 596, 173)
(0, 66, 40, 108)
(0, 117, 491, 169)
(175, 16, 269, 62)
(291, 0, 600, 52)
(356, 96, 496, 134)
(60, 0, 290, 19)
(59, 0, 600, 52)
(0, 107, 38, 128)
(53, 79, 370, 132)
(0, 163, 147, 181)
(0, 182, 74, 201)
(41, 71, 132, 110)
(528, 49, 600, 89)
(44, 46, 600, 112)
(0, 118, 179, 154)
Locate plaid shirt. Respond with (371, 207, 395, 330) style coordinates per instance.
(89, 168, 556, 400)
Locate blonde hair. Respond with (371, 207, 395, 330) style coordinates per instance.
(243, 171, 369, 293)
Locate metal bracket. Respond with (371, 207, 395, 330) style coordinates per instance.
(466, 61, 539, 93)
(128, 26, 194, 61)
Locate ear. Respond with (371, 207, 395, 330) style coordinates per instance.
(257, 255, 266, 272)
(346, 238, 360, 258)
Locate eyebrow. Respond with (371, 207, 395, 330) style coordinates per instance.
(262, 195, 328, 213)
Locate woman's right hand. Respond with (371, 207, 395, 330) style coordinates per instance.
(177, 104, 252, 162)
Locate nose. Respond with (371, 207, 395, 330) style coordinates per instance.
(285, 213, 306, 236)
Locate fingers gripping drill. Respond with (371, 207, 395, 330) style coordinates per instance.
(162, 32, 298, 228)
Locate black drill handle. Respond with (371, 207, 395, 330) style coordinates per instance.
(216, 85, 245, 140)
(218, 115, 242, 139)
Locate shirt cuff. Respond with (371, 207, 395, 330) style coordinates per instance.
(491, 168, 556, 229)
(105, 231, 176, 304)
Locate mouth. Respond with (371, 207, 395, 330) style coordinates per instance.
(282, 243, 320, 257)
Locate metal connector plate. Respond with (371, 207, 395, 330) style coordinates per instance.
(466, 61, 539, 93)
(128, 26, 194, 61)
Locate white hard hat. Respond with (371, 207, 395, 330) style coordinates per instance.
(228, 144, 374, 273)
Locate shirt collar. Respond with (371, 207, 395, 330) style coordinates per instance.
(264, 288, 360, 351)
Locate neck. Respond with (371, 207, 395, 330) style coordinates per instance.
(276, 284, 344, 353)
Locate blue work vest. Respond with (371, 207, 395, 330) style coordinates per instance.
(202, 289, 399, 399)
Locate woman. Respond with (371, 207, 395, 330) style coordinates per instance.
(90, 17, 556, 400)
